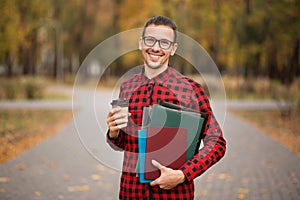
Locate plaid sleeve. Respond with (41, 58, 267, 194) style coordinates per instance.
(180, 82, 227, 182)
(106, 129, 126, 151)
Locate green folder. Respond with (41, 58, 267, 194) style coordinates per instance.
(148, 101, 208, 161)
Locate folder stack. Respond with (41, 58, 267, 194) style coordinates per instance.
(138, 101, 208, 183)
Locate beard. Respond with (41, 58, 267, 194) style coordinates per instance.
(145, 59, 164, 69)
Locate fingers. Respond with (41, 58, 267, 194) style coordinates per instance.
(106, 107, 129, 131)
(150, 161, 184, 189)
(108, 107, 129, 120)
(150, 179, 159, 187)
(108, 107, 122, 117)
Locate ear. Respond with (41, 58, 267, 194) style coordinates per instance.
(170, 43, 178, 56)
(138, 37, 143, 50)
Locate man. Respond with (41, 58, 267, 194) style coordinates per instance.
(106, 16, 226, 199)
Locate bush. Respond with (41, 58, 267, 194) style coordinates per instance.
(0, 77, 47, 100)
(23, 77, 45, 99)
(222, 75, 299, 102)
(0, 80, 22, 100)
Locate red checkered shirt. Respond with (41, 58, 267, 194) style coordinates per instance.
(107, 66, 226, 199)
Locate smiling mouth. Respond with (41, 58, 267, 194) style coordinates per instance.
(147, 50, 164, 61)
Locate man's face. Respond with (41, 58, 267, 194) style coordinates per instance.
(139, 25, 178, 70)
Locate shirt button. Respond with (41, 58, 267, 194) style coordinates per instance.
(147, 83, 154, 91)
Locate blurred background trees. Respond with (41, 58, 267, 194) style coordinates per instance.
(0, 0, 299, 85)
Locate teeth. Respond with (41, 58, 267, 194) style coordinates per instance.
(148, 53, 161, 62)
(149, 53, 161, 57)
(150, 54, 160, 60)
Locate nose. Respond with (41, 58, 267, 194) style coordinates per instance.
(152, 41, 161, 51)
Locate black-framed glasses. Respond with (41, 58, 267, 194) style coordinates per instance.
(142, 36, 174, 50)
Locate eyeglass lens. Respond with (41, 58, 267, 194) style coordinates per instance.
(143, 37, 173, 50)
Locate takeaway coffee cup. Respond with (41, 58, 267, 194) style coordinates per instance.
(111, 98, 129, 108)
(110, 98, 129, 128)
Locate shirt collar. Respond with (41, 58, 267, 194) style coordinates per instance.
(138, 65, 173, 85)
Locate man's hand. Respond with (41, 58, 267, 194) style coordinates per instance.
(150, 160, 186, 190)
(106, 107, 130, 138)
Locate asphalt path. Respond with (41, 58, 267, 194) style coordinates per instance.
(0, 88, 299, 200)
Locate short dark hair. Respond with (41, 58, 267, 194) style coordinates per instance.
(142, 16, 177, 42)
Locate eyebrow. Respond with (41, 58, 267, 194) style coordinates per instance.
(143, 35, 175, 42)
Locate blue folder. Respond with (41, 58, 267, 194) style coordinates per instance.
(138, 129, 152, 183)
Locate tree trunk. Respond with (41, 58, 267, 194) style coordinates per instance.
(53, 32, 58, 78)
(5, 52, 13, 77)
(267, 47, 278, 80)
(19, 45, 30, 75)
(290, 39, 299, 82)
(245, 0, 251, 15)
(213, 0, 221, 71)
(31, 32, 38, 76)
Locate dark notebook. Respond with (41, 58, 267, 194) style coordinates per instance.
(144, 126, 187, 180)
(138, 101, 208, 182)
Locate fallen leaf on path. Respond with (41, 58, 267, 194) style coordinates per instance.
(50, 162, 57, 169)
(104, 183, 113, 189)
(103, 196, 114, 200)
(63, 175, 70, 181)
(197, 189, 207, 196)
(291, 171, 299, 184)
(0, 188, 5, 193)
(266, 160, 273, 168)
(242, 177, 249, 184)
(218, 173, 232, 181)
(206, 172, 216, 182)
(91, 147, 98, 153)
(260, 188, 268, 195)
(0, 177, 9, 183)
(237, 193, 246, 200)
(96, 164, 106, 171)
(68, 185, 90, 192)
(91, 174, 101, 181)
(237, 188, 250, 200)
(16, 163, 26, 170)
(238, 188, 250, 193)
(34, 191, 41, 197)
(80, 178, 88, 183)
(108, 169, 116, 175)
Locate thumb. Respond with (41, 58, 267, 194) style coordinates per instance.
(152, 160, 164, 170)
(150, 160, 164, 187)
